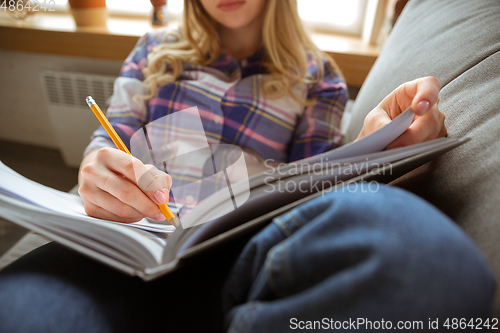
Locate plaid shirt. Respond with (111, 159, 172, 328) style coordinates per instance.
(85, 32, 347, 207)
(86, 31, 347, 161)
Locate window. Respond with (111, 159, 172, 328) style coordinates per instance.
(297, 0, 366, 35)
(105, 0, 184, 17)
(53, 0, 375, 38)
(52, 0, 183, 17)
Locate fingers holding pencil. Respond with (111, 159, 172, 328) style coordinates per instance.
(80, 148, 171, 222)
(81, 96, 176, 224)
(98, 148, 171, 212)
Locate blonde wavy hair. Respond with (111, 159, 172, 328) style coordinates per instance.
(140, 0, 341, 105)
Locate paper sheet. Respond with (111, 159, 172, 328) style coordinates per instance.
(0, 161, 175, 234)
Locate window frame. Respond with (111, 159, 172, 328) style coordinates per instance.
(297, 0, 368, 36)
(51, 0, 386, 45)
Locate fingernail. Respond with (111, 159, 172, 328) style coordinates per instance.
(417, 100, 430, 115)
(162, 188, 170, 201)
(154, 190, 167, 205)
(154, 212, 166, 221)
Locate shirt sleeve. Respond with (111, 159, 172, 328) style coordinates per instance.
(83, 32, 166, 157)
(287, 58, 348, 162)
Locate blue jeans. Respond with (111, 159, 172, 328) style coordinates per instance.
(0, 185, 495, 332)
(222, 184, 495, 332)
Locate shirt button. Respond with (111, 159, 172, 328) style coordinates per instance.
(185, 195, 194, 204)
(214, 115, 222, 124)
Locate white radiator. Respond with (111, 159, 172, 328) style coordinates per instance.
(40, 71, 116, 167)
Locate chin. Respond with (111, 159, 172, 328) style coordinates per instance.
(219, 20, 254, 30)
(213, 13, 255, 30)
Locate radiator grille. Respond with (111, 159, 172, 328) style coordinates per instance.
(41, 71, 116, 108)
(39, 71, 117, 167)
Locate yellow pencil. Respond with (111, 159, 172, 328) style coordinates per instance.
(85, 96, 177, 226)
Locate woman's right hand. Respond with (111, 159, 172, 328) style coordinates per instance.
(78, 147, 172, 223)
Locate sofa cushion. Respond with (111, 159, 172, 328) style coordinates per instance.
(343, 0, 500, 315)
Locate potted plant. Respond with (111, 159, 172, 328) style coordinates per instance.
(68, 0, 107, 27)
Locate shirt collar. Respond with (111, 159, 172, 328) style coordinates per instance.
(209, 48, 267, 77)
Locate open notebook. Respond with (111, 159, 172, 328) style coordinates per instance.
(0, 109, 466, 280)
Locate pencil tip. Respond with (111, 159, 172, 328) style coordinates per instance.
(86, 96, 95, 108)
(168, 217, 178, 228)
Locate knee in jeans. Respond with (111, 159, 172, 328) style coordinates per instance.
(324, 184, 495, 314)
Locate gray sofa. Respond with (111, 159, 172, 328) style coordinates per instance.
(343, 0, 500, 316)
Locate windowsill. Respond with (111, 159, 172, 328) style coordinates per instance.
(0, 11, 379, 87)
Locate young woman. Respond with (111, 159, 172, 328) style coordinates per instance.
(0, 1, 493, 332)
(77, 0, 446, 224)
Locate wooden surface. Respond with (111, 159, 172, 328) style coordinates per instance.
(311, 32, 379, 87)
(0, 12, 379, 87)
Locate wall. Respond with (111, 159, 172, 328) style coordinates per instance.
(0, 50, 122, 148)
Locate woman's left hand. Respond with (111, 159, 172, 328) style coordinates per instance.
(357, 76, 447, 149)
